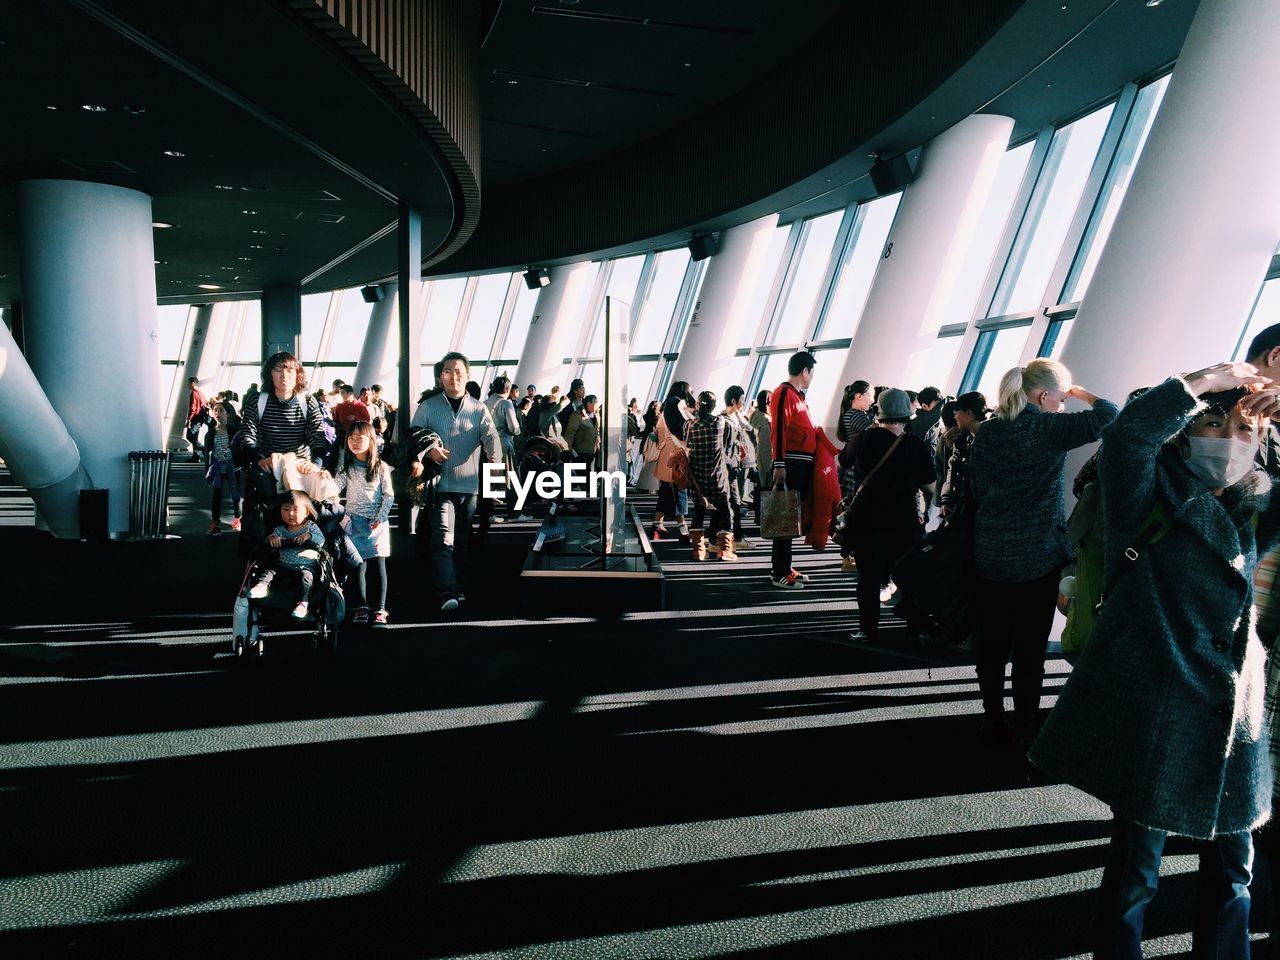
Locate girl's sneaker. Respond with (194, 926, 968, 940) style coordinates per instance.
(291, 601, 310, 619)
(372, 610, 389, 628)
(352, 607, 371, 626)
(230, 518, 242, 532)
(207, 522, 220, 537)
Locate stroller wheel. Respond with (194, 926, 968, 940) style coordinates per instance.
(317, 624, 339, 660)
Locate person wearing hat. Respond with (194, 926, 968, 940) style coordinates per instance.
(939, 391, 988, 517)
(839, 387, 936, 642)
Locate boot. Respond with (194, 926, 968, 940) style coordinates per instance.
(690, 529, 707, 561)
(717, 531, 738, 562)
(677, 516, 691, 543)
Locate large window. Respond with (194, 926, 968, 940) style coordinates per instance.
(1234, 278, 1280, 360)
(458, 273, 509, 363)
(632, 249, 690, 355)
(975, 327, 1034, 399)
(498, 281, 539, 362)
(328, 289, 370, 363)
(1062, 75, 1170, 304)
(232, 301, 262, 363)
(990, 104, 1115, 317)
(769, 210, 843, 345)
(422, 278, 466, 363)
(819, 194, 901, 340)
(300, 293, 329, 367)
(589, 256, 644, 358)
(736, 225, 791, 350)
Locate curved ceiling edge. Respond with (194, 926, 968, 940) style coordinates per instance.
(285, 0, 483, 267)
(431, 0, 1022, 276)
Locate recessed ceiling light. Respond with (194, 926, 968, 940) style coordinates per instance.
(152, 221, 176, 229)
(220, 266, 236, 271)
(242, 210, 258, 215)
(45, 105, 58, 111)
(163, 150, 185, 157)
(81, 104, 107, 112)
(683, 63, 691, 68)
(215, 184, 234, 190)
(249, 244, 263, 249)
(198, 274, 212, 279)
(197, 283, 221, 290)
(1145, 0, 1163, 5)
(241, 185, 269, 192)
(507, 80, 518, 85)
(250, 229, 267, 235)
(237, 257, 252, 261)
(154, 259, 166, 265)
(123, 106, 146, 115)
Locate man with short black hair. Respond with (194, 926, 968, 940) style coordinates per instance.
(565, 394, 601, 467)
(332, 384, 371, 438)
(721, 385, 754, 551)
(410, 351, 501, 612)
(768, 351, 818, 589)
(558, 378, 587, 430)
(1247, 325, 1280, 481)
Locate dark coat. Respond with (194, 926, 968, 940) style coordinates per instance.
(1030, 378, 1279, 839)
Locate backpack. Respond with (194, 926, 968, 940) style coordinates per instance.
(1060, 483, 1172, 653)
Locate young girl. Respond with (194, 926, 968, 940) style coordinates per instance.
(248, 491, 325, 619)
(335, 421, 395, 627)
(205, 401, 242, 537)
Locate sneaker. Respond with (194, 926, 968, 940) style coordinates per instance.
(372, 610, 389, 628)
(515, 514, 535, 522)
(207, 522, 220, 537)
(248, 582, 269, 600)
(771, 573, 805, 590)
(291, 601, 310, 619)
(879, 582, 898, 604)
(848, 629, 874, 642)
(492, 516, 507, 524)
(735, 538, 756, 552)
(230, 518, 242, 532)
(352, 607, 371, 626)
(789, 569, 811, 583)
(441, 596, 460, 613)
(841, 556, 857, 573)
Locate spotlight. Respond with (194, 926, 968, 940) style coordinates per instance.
(360, 285, 386, 303)
(523, 267, 550, 290)
(688, 234, 719, 262)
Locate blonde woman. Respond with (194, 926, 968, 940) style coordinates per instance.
(969, 358, 1117, 744)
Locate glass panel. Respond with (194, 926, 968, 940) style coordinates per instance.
(422, 278, 467, 363)
(300, 292, 329, 366)
(976, 327, 1034, 398)
(157, 304, 190, 361)
(315, 365, 357, 398)
(736, 225, 792, 350)
(802, 348, 843, 427)
(577, 360, 603, 395)
(233, 301, 262, 362)
(458, 273, 509, 364)
(704, 358, 751, 413)
(1233, 280, 1280, 361)
(991, 104, 1115, 316)
(1046, 319, 1073, 361)
(1064, 76, 1171, 303)
(769, 210, 844, 345)
(914, 334, 966, 394)
(498, 280, 539, 362)
(820, 194, 902, 339)
(754, 352, 794, 399)
(589, 256, 645, 358)
(159, 365, 181, 420)
(627, 360, 659, 403)
(327, 289, 370, 363)
(632, 249, 690, 355)
(223, 364, 263, 402)
(941, 143, 1034, 326)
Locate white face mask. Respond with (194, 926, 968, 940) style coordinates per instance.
(1183, 434, 1259, 488)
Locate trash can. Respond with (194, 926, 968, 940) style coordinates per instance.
(128, 451, 172, 540)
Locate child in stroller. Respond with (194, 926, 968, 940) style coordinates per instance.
(233, 489, 357, 658)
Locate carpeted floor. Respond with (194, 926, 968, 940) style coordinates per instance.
(0, 461, 1270, 957)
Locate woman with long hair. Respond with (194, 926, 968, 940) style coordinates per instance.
(652, 380, 694, 541)
(837, 380, 874, 572)
(969, 358, 1116, 744)
(686, 390, 736, 561)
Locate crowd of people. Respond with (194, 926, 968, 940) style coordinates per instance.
(184, 325, 1280, 957)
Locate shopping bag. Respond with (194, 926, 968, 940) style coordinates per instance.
(760, 487, 801, 539)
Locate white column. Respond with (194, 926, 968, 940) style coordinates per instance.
(17, 179, 161, 536)
(514, 262, 594, 393)
(354, 283, 398, 391)
(669, 214, 779, 394)
(825, 114, 1014, 428)
(166, 302, 235, 447)
(1058, 0, 1280, 401)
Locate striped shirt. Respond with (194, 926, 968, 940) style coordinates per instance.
(235, 393, 328, 464)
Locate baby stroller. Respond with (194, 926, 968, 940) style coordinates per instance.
(231, 483, 358, 660)
(515, 436, 568, 513)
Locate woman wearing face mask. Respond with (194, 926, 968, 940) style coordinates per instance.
(970, 359, 1118, 745)
(1030, 363, 1280, 959)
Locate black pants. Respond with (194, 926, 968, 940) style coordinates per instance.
(975, 570, 1060, 724)
(419, 491, 476, 599)
(251, 565, 315, 605)
(349, 557, 387, 611)
(727, 466, 745, 540)
(852, 525, 922, 640)
(691, 494, 730, 537)
(770, 457, 813, 580)
(211, 486, 241, 523)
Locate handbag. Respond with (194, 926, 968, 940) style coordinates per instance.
(835, 434, 904, 549)
(667, 447, 692, 491)
(761, 485, 802, 539)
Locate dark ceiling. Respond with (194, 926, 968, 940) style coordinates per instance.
(0, 0, 1203, 306)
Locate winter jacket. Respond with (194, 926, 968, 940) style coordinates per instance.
(687, 413, 731, 510)
(1030, 377, 1280, 839)
(749, 410, 772, 481)
(655, 403, 692, 484)
(768, 382, 817, 469)
(410, 393, 501, 494)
